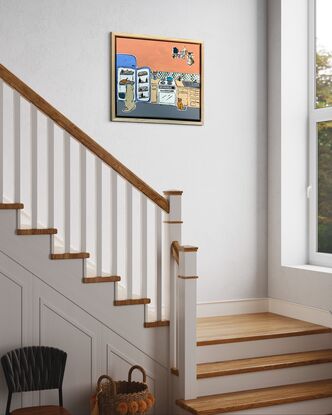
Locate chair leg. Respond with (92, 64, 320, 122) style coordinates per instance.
(5, 392, 12, 415)
(59, 388, 63, 407)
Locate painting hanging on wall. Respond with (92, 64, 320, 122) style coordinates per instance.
(111, 32, 204, 125)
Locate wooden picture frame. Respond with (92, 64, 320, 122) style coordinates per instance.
(111, 32, 204, 125)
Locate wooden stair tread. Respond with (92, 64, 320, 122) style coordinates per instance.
(197, 349, 332, 378)
(171, 367, 179, 376)
(176, 379, 332, 414)
(0, 203, 24, 209)
(16, 228, 57, 235)
(50, 252, 90, 260)
(82, 276, 121, 283)
(197, 312, 331, 346)
(144, 320, 170, 328)
(114, 298, 151, 306)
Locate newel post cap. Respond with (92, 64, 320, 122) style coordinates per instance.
(163, 190, 183, 196)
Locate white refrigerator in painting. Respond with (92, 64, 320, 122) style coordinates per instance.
(117, 67, 136, 101)
(136, 67, 151, 102)
(117, 66, 151, 103)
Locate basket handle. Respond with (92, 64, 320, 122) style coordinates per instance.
(96, 375, 117, 397)
(128, 365, 147, 384)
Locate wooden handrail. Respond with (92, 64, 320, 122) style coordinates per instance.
(171, 241, 199, 265)
(171, 241, 180, 265)
(0, 64, 169, 213)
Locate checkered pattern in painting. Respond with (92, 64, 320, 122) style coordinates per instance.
(154, 71, 200, 83)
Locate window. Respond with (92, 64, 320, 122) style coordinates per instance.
(309, 0, 332, 266)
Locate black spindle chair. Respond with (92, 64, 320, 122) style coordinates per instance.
(1, 346, 71, 415)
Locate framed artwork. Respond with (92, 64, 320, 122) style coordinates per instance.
(111, 32, 204, 125)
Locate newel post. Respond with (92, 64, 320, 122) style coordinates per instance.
(178, 245, 198, 400)
(163, 190, 183, 368)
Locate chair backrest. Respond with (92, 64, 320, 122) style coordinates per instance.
(1, 346, 67, 393)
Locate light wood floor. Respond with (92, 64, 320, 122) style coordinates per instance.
(197, 312, 331, 346)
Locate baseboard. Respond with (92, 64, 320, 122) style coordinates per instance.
(197, 297, 332, 328)
(269, 298, 332, 328)
(197, 298, 269, 318)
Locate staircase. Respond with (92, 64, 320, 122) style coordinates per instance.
(0, 63, 173, 325)
(0, 64, 332, 414)
(0, 63, 199, 414)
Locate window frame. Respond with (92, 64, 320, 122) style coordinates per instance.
(308, 0, 332, 267)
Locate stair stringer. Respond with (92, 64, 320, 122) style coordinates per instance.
(0, 248, 168, 415)
(0, 209, 169, 367)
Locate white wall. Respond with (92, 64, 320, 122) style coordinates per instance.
(268, 0, 332, 311)
(0, 0, 268, 302)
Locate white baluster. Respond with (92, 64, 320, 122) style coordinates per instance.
(155, 206, 162, 321)
(96, 158, 102, 276)
(64, 132, 71, 252)
(80, 146, 87, 277)
(178, 247, 198, 400)
(31, 105, 38, 228)
(126, 182, 133, 298)
(14, 91, 21, 226)
(47, 119, 54, 229)
(110, 170, 117, 276)
(176, 264, 181, 370)
(80, 146, 87, 255)
(0, 79, 3, 203)
(163, 191, 183, 369)
(141, 195, 147, 298)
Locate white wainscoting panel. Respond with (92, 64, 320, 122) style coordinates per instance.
(0, 257, 38, 410)
(103, 327, 169, 414)
(0, 250, 169, 415)
(39, 299, 97, 413)
(0, 271, 25, 412)
(106, 344, 156, 415)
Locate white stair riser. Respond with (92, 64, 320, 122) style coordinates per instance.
(227, 397, 332, 414)
(197, 333, 332, 363)
(197, 362, 332, 396)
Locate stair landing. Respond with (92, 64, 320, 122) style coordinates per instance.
(197, 312, 331, 346)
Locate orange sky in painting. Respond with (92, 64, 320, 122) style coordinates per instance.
(116, 37, 200, 74)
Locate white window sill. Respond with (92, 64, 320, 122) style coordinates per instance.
(283, 264, 332, 274)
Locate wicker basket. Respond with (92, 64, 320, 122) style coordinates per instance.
(96, 365, 155, 415)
